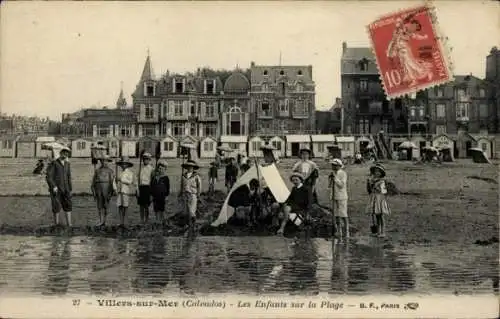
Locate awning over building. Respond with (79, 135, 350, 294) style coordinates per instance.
(336, 136, 355, 143)
(220, 135, 247, 143)
(311, 134, 334, 142)
(286, 135, 310, 143)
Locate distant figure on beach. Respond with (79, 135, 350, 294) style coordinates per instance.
(116, 157, 135, 227)
(180, 160, 202, 228)
(137, 152, 155, 224)
(46, 146, 73, 227)
(292, 147, 319, 204)
(33, 159, 45, 175)
(90, 154, 116, 227)
(225, 157, 239, 192)
(208, 161, 218, 194)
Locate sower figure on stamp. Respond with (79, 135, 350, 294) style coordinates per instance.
(46, 146, 73, 228)
(91, 154, 116, 227)
(137, 152, 155, 224)
(292, 147, 319, 205)
(116, 157, 135, 227)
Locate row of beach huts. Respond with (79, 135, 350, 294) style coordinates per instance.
(0, 133, 495, 159)
(0, 134, 358, 159)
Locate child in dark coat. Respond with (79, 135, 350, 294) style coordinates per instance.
(150, 160, 170, 225)
(225, 157, 239, 193)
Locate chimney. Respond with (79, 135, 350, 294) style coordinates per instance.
(342, 42, 347, 54)
(308, 65, 313, 79)
(250, 61, 255, 67)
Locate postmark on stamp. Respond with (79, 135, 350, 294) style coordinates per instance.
(367, 3, 453, 99)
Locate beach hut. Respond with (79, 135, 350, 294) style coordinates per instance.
(71, 137, 92, 158)
(336, 136, 356, 158)
(105, 136, 120, 158)
(16, 135, 37, 158)
(311, 134, 334, 158)
(220, 135, 248, 158)
(120, 137, 138, 158)
(179, 135, 198, 157)
(138, 136, 161, 158)
(0, 135, 18, 158)
(474, 136, 492, 159)
(285, 134, 311, 157)
(248, 136, 265, 158)
(36, 136, 56, 158)
(160, 135, 178, 158)
(432, 134, 454, 152)
(410, 135, 428, 159)
(356, 136, 372, 155)
(269, 136, 285, 158)
(200, 136, 217, 158)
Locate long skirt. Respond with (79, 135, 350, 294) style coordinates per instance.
(365, 194, 391, 216)
(183, 193, 198, 218)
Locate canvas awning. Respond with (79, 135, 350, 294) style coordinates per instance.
(311, 134, 334, 142)
(336, 136, 355, 143)
(286, 135, 310, 143)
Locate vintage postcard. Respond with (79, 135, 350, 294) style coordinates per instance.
(0, 1, 498, 319)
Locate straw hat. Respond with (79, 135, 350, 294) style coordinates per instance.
(116, 157, 134, 168)
(59, 146, 71, 153)
(142, 152, 152, 159)
(157, 159, 168, 168)
(100, 154, 113, 162)
(289, 172, 305, 182)
(182, 159, 199, 169)
(370, 163, 386, 177)
(329, 158, 343, 168)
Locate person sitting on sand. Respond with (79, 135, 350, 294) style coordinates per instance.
(116, 157, 135, 227)
(150, 160, 170, 226)
(366, 163, 391, 238)
(91, 154, 116, 227)
(46, 146, 73, 228)
(278, 172, 311, 235)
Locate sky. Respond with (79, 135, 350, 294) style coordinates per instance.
(1, 1, 499, 120)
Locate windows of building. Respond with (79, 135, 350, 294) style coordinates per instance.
(144, 83, 155, 97)
(174, 101, 183, 116)
(479, 104, 488, 118)
(203, 141, 214, 152)
(190, 124, 197, 137)
(142, 125, 155, 136)
(262, 83, 269, 92)
(456, 102, 469, 119)
(205, 80, 215, 94)
(294, 100, 307, 115)
(228, 106, 245, 135)
(419, 107, 424, 117)
(271, 140, 282, 150)
(172, 123, 184, 137)
(279, 70, 285, 76)
(263, 70, 268, 76)
(259, 121, 271, 132)
(479, 88, 486, 97)
(205, 102, 216, 117)
(145, 104, 154, 119)
(436, 104, 446, 119)
(173, 79, 185, 93)
(279, 82, 286, 95)
(382, 119, 389, 133)
(436, 125, 447, 134)
(435, 87, 444, 97)
(481, 142, 488, 151)
(110, 141, 118, 148)
(410, 108, 416, 117)
(204, 123, 217, 136)
(317, 143, 325, 153)
(261, 101, 271, 116)
(228, 143, 239, 150)
(297, 70, 303, 76)
(296, 83, 303, 92)
(456, 88, 468, 101)
(2, 140, 13, 149)
(190, 101, 197, 116)
(97, 126, 109, 137)
(358, 119, 369, 134)
(279, 100, 289, 114)
(358, 59, 368, 71)
(251, 141, 260, 152)
(164, 141, 174, 152)
(360, 79, 368, 91)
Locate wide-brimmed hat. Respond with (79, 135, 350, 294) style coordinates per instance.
(182, 159, 199, 169)
(157, 159, 168, 168)
(370, 163, 386, 177)
(330, 158, 343, 167)
(299, 147, 311, 154)
(289, 172, 305, 182)
(142, 152, 152, 159)
(116, 157, 133, 168)
(59, 146, 71, 153)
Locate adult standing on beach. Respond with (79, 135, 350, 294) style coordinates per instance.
(292, 147, 319, 204)
(46, 146, 73, 227)
(137, 152, 155, 224)
(90, 154, 116, 227)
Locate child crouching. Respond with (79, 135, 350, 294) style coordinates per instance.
(366, 163, 391, 238)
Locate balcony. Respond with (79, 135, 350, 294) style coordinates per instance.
(258, 110, 274, 119)
(278, 110, 290, 117)
(356, 87, 385, 99)
(188, 114, 198, 121)
(164, 114, 189, 121)
(198, 113, 218, 122)
(292, 112, 309, 119)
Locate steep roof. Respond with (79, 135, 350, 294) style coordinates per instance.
(224, 71, 250, 94)
(140, 55, 154, 81)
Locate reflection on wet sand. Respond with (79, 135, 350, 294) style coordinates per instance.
(43, 237, 71, 295)
(283, 238, 319, 295)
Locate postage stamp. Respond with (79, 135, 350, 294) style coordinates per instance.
(367, 3, 453, 99)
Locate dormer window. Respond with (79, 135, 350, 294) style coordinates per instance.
(358, 59, 369, 71)
(144, 82, 155, 97)
(297, 70, 303, 76)
(263, 70, 268, 76)
(479, 88, 486, 97)
(205, 79, 216, 94)
(262, 83, 269, 92)
(173, 78, 185, 93)
(279, 70, 285, 76)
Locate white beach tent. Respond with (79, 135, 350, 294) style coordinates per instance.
(211, 163, 290, 227)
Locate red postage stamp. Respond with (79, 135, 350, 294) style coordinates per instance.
(367, 4, 453, 98)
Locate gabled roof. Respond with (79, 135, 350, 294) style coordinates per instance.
(140, 55, 154, 81)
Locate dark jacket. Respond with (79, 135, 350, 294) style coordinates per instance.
(285, 185, 310, 212)
(46, 159, 72, 194)
(225, 163, 239, 185)
(150, 172, 170, 199)
(209, 166, 218, 179)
